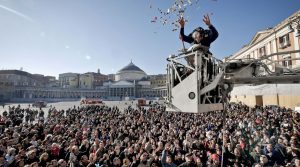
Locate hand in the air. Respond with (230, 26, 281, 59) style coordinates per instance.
(203, 14, 212, 27)
(179, 17, 185, 28)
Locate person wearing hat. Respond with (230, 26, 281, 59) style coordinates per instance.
(179, 14, 218, 80)
(179, 14, 218, 48)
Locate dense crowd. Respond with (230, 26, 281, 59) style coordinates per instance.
(0, 102, 299, 167)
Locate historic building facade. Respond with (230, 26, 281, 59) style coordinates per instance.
(0, 70, 55, 101)
(59, 73, 80, 89)
(149, 74, 167, 88)
(228, 10, 300, 109)
(101, 62, 166, 100)
(1, 62, 167, 102)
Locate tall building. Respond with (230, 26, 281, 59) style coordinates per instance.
(227, 10, 300, 109)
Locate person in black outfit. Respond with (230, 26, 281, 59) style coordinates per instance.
(179, 14, 218, 49)
(179, 14, 218, 81)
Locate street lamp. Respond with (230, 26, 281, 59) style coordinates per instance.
(295, 25, 300, 37)
(289, 13, 300, 37)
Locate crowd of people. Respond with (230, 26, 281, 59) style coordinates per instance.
(0, 102, 299, 167)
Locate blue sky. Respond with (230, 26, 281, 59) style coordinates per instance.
(0, 0, 299, 78)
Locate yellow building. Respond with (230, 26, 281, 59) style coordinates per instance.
(79, 73, 94, 89)
(59, 73, 79, 88)
(228, 10, 300, 109)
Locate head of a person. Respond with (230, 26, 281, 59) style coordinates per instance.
(80, 155, 89, 166)
(16, 159, 25, 167)
(39, 152, 49, 161)
(99, 140, 105, 148)
(57, 159, 67, 167)
(113, 157, 121, 166)
(71, 145, 79, 154)
(211, 153, 220, 164)
(0, 156, 5, 164)
(260, 155, 268, 164)
(30, 162, 38, 167)
(192, 28, 204, 43)
(254, 164, 262, 167)
(50, 159, 58, 166)
(128, 147, 134, 154)
(140, 152, 149, 162)
(122, 158, 131, 167)
(234, 148, 241, 157)
(27, 150, 36, 159)
(166, 154, 173, 164)
(185, 153, 193, 163)
(266, 143, 273, 152)
(291, 136, 298, 145)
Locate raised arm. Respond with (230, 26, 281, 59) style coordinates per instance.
(161, 149, 167, 165)
(203, 14, 218, 42)
(179, 17, 194, 44)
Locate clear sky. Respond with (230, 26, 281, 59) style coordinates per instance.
(0, 0, 299, 78)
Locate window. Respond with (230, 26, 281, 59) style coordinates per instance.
(246, 54, 250, 59)
(259, 46, 266, 57)
(279, 34, 290, 48)
(282, 55, 292, 68)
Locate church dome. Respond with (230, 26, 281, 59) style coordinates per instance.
(118, 62, 145, 73)
(115, 61, 147, 81)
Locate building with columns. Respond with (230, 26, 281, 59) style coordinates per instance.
(0, 62, 167, 102)
(228, 10, 300, 109)
(102, 61, 167, 100)
(149, 74, 166, 88)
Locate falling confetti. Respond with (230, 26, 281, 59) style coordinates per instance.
(149, 0, 214, 32)
(151, 16, 157, 23)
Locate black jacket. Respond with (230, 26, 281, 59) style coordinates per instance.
(180, 25, 218, 47)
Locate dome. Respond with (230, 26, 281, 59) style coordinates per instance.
(118, 62, 145, 73)
(115, 61, 147, 81)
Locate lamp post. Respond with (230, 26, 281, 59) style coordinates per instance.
(289, 13, 300, 67)
(289, 13, 300, 35)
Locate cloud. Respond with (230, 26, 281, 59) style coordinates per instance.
(65, 45, 70, 49)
